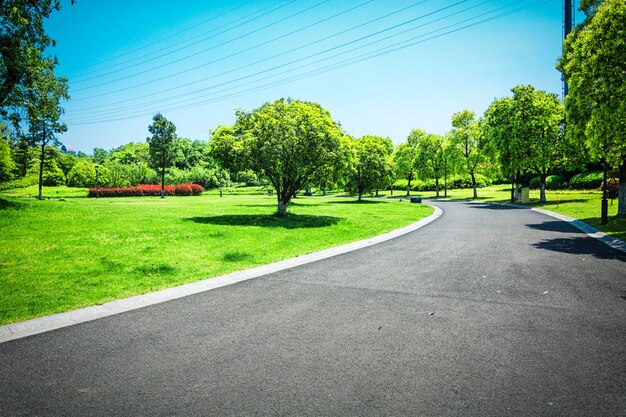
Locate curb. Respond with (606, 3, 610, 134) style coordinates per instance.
(0, 204, 443, 344)
(458, 199, 626, 254)
(530, 207, 626, 253)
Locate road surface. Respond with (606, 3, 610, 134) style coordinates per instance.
(1, 200, 625, 416)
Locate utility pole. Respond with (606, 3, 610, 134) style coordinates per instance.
(563, 0, 574, 99)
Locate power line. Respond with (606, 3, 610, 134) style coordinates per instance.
(66, 1, 545, 125)
(70, 0, 258, 77)
(71, 0, 312, 88)
(67, 0, 431, 103)
(69, 0, 486, 119)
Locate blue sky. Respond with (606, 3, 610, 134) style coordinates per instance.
(44, 0, 580, 153)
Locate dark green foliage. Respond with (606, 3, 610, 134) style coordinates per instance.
(568, 171, 604, 189)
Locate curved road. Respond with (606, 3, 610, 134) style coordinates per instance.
(1, 200, 625, 416)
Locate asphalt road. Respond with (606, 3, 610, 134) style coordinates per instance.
(1, 200, 625, 417)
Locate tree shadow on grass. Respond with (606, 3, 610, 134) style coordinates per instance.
(531, 236, 626, 262)
(0, 198, 24, 210)
(185, 213, 342, 229)
(328, 199, 385, 205)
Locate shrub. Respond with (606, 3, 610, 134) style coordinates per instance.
(530, 176, 541, 189)
(0, 174, 39, 191)
(545, 175, 565, 190)
(569, 171, 603, 189)
(42, 166, 66, 186)
(236, 169, 259, 186)
(88, 183, 203, 197)
(67, 159, 96, 187)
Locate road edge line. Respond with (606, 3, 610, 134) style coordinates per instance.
(0, 204, 442, 344)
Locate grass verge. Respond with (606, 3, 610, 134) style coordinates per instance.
(0, 193, 432, 325)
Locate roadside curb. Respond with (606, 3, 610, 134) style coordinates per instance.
(0, 204, 443, 344)
(457, 199, 626, 254)
(530, 206, 626, 254)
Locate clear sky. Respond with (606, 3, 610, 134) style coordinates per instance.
(43, 0, 580, 153)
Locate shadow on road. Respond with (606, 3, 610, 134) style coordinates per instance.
(466, 202, 526, 210)
(531, 236, 626, 262)
(526, 221, 579, 234)
(184, 213, 342, 229)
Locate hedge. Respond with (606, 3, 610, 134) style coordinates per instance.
(568, 171, 604, 189)
(88, 183, 204, 197)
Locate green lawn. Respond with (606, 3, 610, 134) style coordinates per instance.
(407, 186, 624, 241)
(0, 193, 432, 325)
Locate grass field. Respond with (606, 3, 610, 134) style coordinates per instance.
(0, 193, 432, 325)
(409, 186, 625, 241)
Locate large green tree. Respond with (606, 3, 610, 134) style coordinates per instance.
(450, 109, 484, 199)
(227, 98, 343, 215)
(393, 142, 417, 196)
(415, 133, 446, 197)
(558, 0, 626, 216)
(348, 135, 394, 201)
(1, 1, 73, 114)
(483, 85, 564, 203)
(146, 113, 178, 198)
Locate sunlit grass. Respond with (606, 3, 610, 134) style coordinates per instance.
(0, 193, 432, 325)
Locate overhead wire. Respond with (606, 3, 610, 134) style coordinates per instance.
(66, 0, 547, 125)
(68, 0, 482, 119)
(67, 0, 431, 102)
(70, 0, 259, 78)
(71, 0, 313, 88)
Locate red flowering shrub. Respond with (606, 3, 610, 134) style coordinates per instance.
(88, 184, 203, 197)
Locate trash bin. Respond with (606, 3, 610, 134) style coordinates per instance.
(410, 196, 422, 203)
(521, 187, 530, 204)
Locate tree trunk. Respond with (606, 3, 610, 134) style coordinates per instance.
(435, 178, 439, 198)
(322, 186, 327, 196)
(38, 140, 45, 201)
(471, 172, 477, 199)
(407, 176, 411, 196)
(277, 199, 288, 216)
(160, 167, 165, 198)
(510, 180, 515, 203)
(539, 174, 547, 204)
(618, 163, 626, 217)
(375, 187, 379, 197)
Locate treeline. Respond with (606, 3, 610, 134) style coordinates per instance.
(0, 87, 614, 200)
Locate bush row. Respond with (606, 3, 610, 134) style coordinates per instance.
(392, 174, 492, 192)
(88, 183, 204, 197)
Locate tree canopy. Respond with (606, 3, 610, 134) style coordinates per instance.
(483, 85, 564, 203)
(223, 98, 344, 215)
(558, 0, 626, 215)
(348, 135, 394, 201)
(147, 113, 178, 198)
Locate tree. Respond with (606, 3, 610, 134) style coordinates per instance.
(414, 133, 446, 197)
(12, 135, 32, 177)
(0, 131, 15, 181)
(558, 0, 626, 216)
(349, 135, 394, 201)
(22, 62, 69, 200)
(1, 0, 73, 112)
(483, 85, 564, 203)
(146, 113, 177, 198)
(91, 147, 109, 164)
(230, 98, 343, 215)
(393, 142, 417, 196)
(450, 109, 484, 199)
